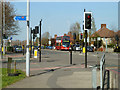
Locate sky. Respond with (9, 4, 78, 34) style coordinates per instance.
(10, 1, 118, 41)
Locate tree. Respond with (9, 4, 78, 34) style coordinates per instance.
(69, 22, 81, 43)
(89, 16, 96, 45)
(91, 17, 96, 35)
(0, 2, 19, 38)
(70, 22, 81, 35)
(42, 32, 50, 45)
(35, 37, 39, 46)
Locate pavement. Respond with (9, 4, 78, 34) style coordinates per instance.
(5, 64, 100, 88)
(1, 49, 119, 89)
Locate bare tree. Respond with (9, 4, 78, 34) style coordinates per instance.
(70, 22, 81, 35)
(0, 2, 19, 38)
(91, 17, 96, 34)
(42, 32, 50, 45)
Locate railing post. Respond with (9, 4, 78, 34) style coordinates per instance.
(107, 70, 110, 89)
(100, 53, 105, 89)
(100, 59, 103, 89)
(92, 66, 97, 90)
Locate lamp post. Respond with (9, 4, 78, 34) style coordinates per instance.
(26, 0, 30, 77)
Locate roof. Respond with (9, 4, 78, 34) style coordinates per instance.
(115, 30, 120, 37)
(91, 27, 115, 38)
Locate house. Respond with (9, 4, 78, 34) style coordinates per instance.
(91, 24, 115, 46)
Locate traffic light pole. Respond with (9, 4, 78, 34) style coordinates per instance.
(39, 19, 42, 62)
(84, 9, 87, 68)
(26, 0, 30, 77)
(85, 30, 87, 68)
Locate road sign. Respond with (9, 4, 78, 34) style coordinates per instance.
(14, 16, 26, 21)
(10, 37, 12, 40)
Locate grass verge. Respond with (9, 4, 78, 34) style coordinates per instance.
(0, 68, 26, 88)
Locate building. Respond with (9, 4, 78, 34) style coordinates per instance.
(91, 24, 115, 46)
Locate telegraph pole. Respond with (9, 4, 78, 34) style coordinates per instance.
(39, 19, 42, 62)
(1, 1, 3, 59)
(3, 0, 5, 55)
(26, 0, 30, 77)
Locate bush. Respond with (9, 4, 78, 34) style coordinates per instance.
(7, 46, 13, 52)
(107, 44, 115, 48)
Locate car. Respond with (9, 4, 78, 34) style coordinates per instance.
(53, 46, 56, 50)
(14, 46, 22, 53)
(87, 46, 94, 52)
(34, 46, 38, 49)
(114, 46, 120, 52)
(13, 45, 18, 52)
(38, 46, 44, 51)
(72, 44, 82, 51)
(47, 46, 53, 49)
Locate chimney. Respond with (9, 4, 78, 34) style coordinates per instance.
(64, 34, 66, 36)
(101, 24, 106, 29)
(54, 34, 57, 39)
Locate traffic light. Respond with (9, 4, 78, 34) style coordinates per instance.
(33, 34, 37, 39)
(73, 33, 76, 40)
(31, 30, 34, 34)
(84, 12, 92, 30)
(3, 34, 8, 39)
(115, 35, 119, 41)
(35, 26, 39, 34)
(80, 33, 83, 40)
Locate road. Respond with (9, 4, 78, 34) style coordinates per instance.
(2, 49, 120, 88)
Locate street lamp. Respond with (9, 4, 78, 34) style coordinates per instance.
(26, 0, 30, 77)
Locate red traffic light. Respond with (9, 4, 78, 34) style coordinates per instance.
(87, 15, 91, 18)
(81, 33, 83, 35)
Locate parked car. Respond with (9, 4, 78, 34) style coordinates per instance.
(13, 45, 18, 52)
(87, 46, 94, 52)
(38, 46, 44, 51)
(47, 46, 53, 49)
(72, 44, 82, 51)
(53, 46, 56, 50)
(34, 46, 38, 49)
(114, 46, 120, 52)
(13, 46, 22, 53)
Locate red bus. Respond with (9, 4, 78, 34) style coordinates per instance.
(55, 36, 71, 50)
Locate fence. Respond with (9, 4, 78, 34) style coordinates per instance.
(100, 53, 105, 89)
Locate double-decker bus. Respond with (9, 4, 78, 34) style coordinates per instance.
(55, 35, 70, 50)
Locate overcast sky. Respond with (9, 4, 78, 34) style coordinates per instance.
(9, 1, 118, 41)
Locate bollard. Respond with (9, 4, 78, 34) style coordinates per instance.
(34, 49, 37, 58)
(14, 61, 16, 73)
(7, 57, 12, 75)
(22, 45, 24, 55)
(70, 50, 72, 64)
